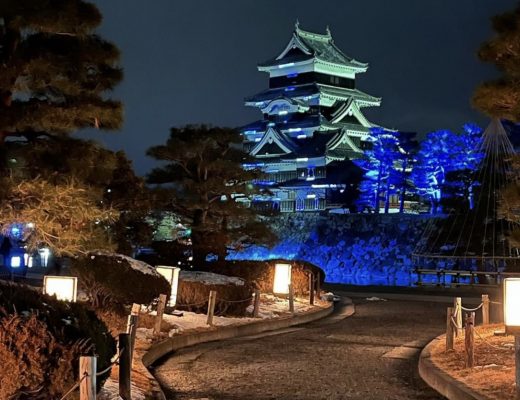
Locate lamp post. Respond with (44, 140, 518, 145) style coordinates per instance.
(156, 265, 181, 307)
(43, 276, 78, 302)
(273, 263, 292, 295)
(504, 278, 520, 399)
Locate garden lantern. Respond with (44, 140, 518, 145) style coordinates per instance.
(43, 276, 78, 302)
(39, 248, 50, 267)
(10, 256, 21, 268)
(504, 277, 520, 399)
(273, 263, 292, 295)
(504, 278, 520, 334)
(23, 253, 33, 268)
(156, 265, 181, 307)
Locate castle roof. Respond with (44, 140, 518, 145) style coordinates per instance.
(258, 23, 368, 71)
(245, 83, 380, 107)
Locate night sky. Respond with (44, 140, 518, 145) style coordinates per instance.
(87, 0, 516, 176)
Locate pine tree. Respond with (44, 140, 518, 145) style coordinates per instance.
(355, 128, 400, 213)
(0, 1, 124, 256)
(147, 125, 276, 264)
(472, 5, 520, 121)
(412, 125, 482, 214)
(0, 0, 123, 144)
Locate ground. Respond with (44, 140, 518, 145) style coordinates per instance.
(430, 323, 516, 399)
(153, 297, 447, 400)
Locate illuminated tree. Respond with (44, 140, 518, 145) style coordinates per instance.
(0, 0, 123, 144)
(355, 128, 400, 213)
(147, 125, 276, 264)
(473, 4, 520, 121)
(412, 124, 483, 213)
(0, 1, 124, 256)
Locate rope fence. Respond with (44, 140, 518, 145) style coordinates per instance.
(445, 293, 506, 368)
(59, 374, 87, 400)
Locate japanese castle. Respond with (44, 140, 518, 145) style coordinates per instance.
(242, 22, 385, 212)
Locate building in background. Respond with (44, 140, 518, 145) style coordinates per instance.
(242, 22, 387, 212)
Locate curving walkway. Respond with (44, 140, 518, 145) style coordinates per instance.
(153, 296, 450, 400)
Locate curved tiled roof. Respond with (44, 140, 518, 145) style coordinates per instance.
(259, 25, 367, 70)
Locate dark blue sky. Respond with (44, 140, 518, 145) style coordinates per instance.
(87, 0, 515, 175)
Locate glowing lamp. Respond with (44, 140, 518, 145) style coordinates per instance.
(43, 276, 78, 302)
(23, 253, 33, 268)
(273, 263, 292, 295)
(504, 278, 520, 334)
(10, 256, 21, 268)
(156, 265, 181, 306)
(39, 248, 50, 267)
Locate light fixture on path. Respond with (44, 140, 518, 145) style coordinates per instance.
(156, 265, 181, 307)
(43, 276, 78, 302)
(273, 263, 292, 295)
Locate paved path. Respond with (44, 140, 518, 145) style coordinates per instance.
(153, 296, 448, 400)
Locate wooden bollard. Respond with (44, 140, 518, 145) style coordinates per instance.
(454, 297, 463, 336)
(464, 312, 475, 368)
(309, 272, 315, 305)
(207, 290, 217, 326)
(126, 304, 139, 365)
(316, 271, 321, 299)
(253, 289, 260, 318)
(515, 336, 520, 400)
(79, 356, 96, 400)
(119, 333, 131, 400)
(288, 284, 294, 313)
(154, 294, 167, 335)
(446, 307, 455, 351)
(482, 294, 490, 325)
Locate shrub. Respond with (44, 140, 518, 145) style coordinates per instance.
(0, 281, 116, 399)
(71, 252, 171, 310)
(176, 271, 253, 317)
(210, 259, 325, 296)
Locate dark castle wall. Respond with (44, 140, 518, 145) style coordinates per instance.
(228, 214, 431, 285)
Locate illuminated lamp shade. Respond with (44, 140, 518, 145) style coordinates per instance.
(504, 278, 520, 334)
(43, 276, 78, 302)
(273, 263, 292, 295)
(156, 265, 181, 306)
(10, 256, 21, 268)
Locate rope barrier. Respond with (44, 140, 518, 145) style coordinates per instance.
(219, 297, 253, 304)
(461, 303, 484, 312)
(95, 344, 127, 377)
(59, 373, 87, 400)
(176, 300, 208, 307)
(451, 316, 463, 331)
(474, 328, 507, 351)
(490, 301, 503, 305)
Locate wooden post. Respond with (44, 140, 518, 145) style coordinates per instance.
(126, 306, 139, 366)
(131, 303, 140, 315)
(288, 284, 294, 313)
(464, 312, 475, 368)
(79, 356, 96, 400)
(515, 335, 520, 400)
(253, 289, 260, 318)
(119, 333, 131, 400)
(309, 272, 315, 305)
(154, 294, 167, 335)
(206, 290, 217, 326)
(315, 271, 321, 299)
(446, 307, 455, 351)
(454, 297, 463, 336)
(482, 294, 490, 326)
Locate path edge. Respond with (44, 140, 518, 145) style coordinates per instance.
(418, 335, 491, 400)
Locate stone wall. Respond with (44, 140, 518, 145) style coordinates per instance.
(228, 213, 430, 285)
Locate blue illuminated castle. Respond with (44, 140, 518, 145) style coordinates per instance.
(242, 22, 386, 212)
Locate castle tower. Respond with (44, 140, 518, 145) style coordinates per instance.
(242, 23, 384, 212)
